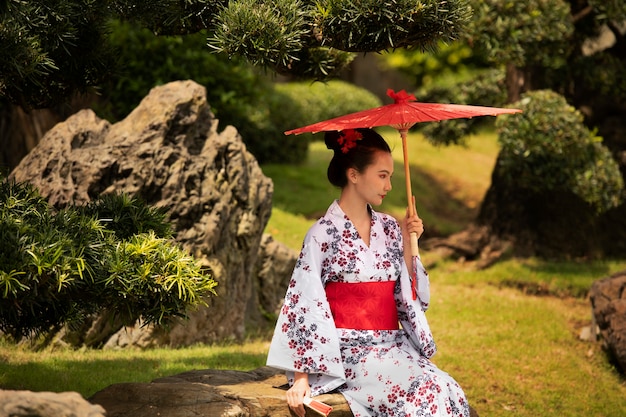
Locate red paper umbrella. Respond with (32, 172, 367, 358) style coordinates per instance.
(286, 89, 521, 135)
(285, 89, 521, 288)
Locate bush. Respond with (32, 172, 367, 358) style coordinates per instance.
(249, 80, 382, 164)
(496, 89, 624, 213)
(97, 19, 270, 128)
(0, 176, 216, 340)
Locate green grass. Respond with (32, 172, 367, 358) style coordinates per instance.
(1, 128, 626, 416)
(0, 339, 269, 398)
(429, 278, 626, 416)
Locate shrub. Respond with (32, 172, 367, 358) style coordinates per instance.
(249, 80, 382, 164)
(97, 19, 270, 128)
(496, 89, 624, 213)
(0, 176, 216, 340)
(80, 193, 172, 240)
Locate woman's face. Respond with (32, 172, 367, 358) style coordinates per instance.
(352, 151, 394, 206)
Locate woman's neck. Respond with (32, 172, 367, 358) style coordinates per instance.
(338, 192, 370, 224)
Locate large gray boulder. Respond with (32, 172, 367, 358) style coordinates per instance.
(590, 270, 626, 373)
(10, 80, 283, 346)
(0, 390, 106, 417)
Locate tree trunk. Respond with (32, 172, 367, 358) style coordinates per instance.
(1, 94, 96, 173)
(0, 105, 61, 173)
(505, 63, 524, 103)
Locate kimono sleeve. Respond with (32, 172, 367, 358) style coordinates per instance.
(394, 221, 437, 358)
(266, 224, 346, 396)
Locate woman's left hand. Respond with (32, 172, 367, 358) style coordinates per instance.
(402, 207, 424, 239)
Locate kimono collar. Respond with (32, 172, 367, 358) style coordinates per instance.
(326, 200, 378, 226)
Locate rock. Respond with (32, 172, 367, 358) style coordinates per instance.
(0, 390, 106, 417)
(0, 368, 479, 417)
(90, 367, 479, 417)
(10, 80, 277, 346)
(89, 367, 352, 417)
(423, 224, 512, 269)
(253, 234, 298, 323)
(590, 270, 626, 373)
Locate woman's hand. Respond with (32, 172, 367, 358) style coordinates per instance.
(402, 198, 424, 267)
(402, 197, 424, 241)
(403, 210, 424, 239)
(286, 372, 310, 417)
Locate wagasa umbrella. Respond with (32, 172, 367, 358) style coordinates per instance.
(285, 89, 522, 298)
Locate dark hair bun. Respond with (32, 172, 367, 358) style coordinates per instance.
(324, 130, 343, 152)
(324, 128, 391, 188)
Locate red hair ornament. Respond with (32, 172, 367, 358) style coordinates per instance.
(337, 129, 363, 153)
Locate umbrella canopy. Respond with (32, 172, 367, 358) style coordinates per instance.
(285, 89, 522, 135)
(284, 89, 521, 290)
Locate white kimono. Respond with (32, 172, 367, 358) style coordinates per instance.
(267, 201, 469, 417)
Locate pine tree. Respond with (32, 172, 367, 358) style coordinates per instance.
(0, 0, 471, 109)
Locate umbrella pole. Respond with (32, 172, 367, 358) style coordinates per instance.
(400, 129, 419, 258)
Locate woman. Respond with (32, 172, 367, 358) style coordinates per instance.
(267, 128, 469, 417)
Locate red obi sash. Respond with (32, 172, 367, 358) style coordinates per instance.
(325, 281, 399, 330)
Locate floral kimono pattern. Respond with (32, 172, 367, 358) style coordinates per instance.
(267, 201, 469, 417)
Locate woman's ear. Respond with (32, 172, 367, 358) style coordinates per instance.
(347, 168, 358, 184)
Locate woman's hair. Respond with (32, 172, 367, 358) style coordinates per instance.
(324, 128, 391, 188)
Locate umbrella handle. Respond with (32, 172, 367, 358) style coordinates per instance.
(410, 232, 419, 257)
(402, 129, 420, 258)
(408, 195, 420, 257)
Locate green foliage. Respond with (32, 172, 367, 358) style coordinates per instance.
(380, 40, 485, 88)
(98, 20, 377, 165)
(102, 231, 216, 326)
(209, 0, 358, 80)
(0, 0, 116, 109)
(0, 176, 216, 340)
(467, 0, 573, 68)
(209, 0, 313, 73)
(415, 69, 509, 146)
(250, 80, 382, 164)
(316, 0, 472, 52)
(273, 80, 382, 139)
(569, 51, 626, 103)
(110, 0, 220, 35)
(589, 0, 626, 21)
(283, 47, 355, 80)
(80, 193, 172, 240)
(1, 0, 473, 108)
(98, 19, 269, 126)
(496, 90, 624, 213)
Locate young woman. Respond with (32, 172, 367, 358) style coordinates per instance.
(267, 128, 469, 417)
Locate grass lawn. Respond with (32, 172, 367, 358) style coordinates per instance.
(1, 127, 625, 416)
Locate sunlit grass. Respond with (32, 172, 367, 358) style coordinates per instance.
(429, 280, 626, 417)
(0, 339, 270, 398)
(425, 255, 626, 298)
